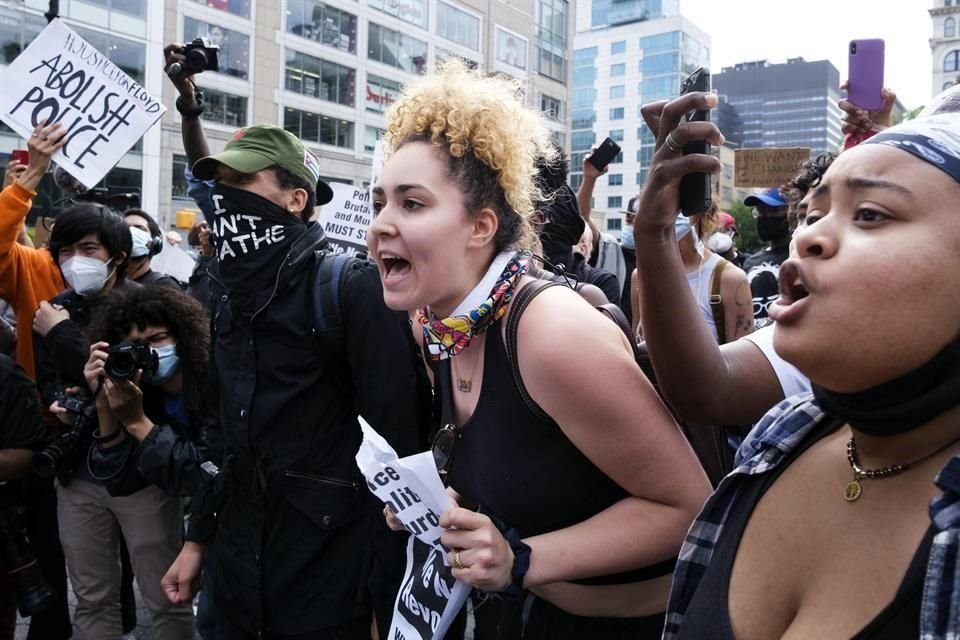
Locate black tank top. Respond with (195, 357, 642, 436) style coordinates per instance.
(677, 418, 932, 640)
(440, 320, 674, 584)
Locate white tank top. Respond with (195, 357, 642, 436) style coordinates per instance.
(687, 252, 723, 343)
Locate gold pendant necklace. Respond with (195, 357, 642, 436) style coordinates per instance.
(452, 343, 481, 393)
(844, 433, 960, 502)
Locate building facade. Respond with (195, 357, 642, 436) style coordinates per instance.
(1, 0, 572, 231)
(931, 0, 960, 95)
(713, 58, 843, 158)
(570, 0, 709, 234)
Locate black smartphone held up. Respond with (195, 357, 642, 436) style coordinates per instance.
(586, 137, 622, 172)
(679, 67, 712, 216)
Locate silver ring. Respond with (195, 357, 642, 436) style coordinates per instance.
(30, 133, 39, 138)
(664, 132, 684, 152)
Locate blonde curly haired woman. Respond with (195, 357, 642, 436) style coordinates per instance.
(369, 60, 709, 638)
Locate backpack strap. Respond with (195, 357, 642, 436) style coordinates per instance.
(709, 258, 729, 345)
(505, 281, 564, 422)
(597, 303, 642, 362)
(308, 250, 354, 360)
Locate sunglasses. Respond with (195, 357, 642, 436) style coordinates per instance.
(432, 423, 461, 479)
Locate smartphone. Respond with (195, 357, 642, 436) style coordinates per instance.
(586, 137, 621, 172)
(848, 39, 885, 111)
(679, 67, 712, 216)
(10, 150, 28, 166)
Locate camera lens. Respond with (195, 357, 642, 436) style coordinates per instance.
(106, 353, 136, 380)
(185, 49, 209, 73)
(850, 43, 857, 55)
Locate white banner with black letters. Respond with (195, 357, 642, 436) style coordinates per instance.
(0, 19, 165, 189)
(356, 418, 470, 640)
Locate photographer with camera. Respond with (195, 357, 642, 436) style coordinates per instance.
(160, 42, 432, 640)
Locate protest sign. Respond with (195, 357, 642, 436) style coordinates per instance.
(151, 243, 196, 284)
(356, 418, 470, 640)
(0, 19, 165, 189)
(317, 182, 372, 256)
(734, 147, 810, 188)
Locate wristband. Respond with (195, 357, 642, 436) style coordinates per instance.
(176, 88, 204, 118)
(496, 526, 531, 600)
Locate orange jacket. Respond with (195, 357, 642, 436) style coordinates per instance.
(0, 182, 64, 379)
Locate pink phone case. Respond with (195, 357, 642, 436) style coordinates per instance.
(848, 39, 885, 111)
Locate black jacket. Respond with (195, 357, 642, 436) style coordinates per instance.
(206, 223, 431, 636)
(135, 268, 184, 290)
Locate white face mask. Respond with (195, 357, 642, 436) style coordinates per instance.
(61, 256, 113, 297)
(707, 232, 734, 254)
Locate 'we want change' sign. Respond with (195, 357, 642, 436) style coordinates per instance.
(0, 19, 165, 189)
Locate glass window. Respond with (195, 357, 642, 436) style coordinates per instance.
(364, 125, 384, 153)
(609, 129, 624, 141)
(541, 94, 564, 121)
(368, 0, 428, 29)
(606, 217, 622, 231)
(609, 107, 624, 120)
(183, 18, 249, 79)
(0, 8, 45, 65)
(641, 52, 678, 76)
(947, 18, 957, 39)
(437, 2, 479, 50)
(172, 155, 191, 200)
(574, 47, 597, 65)
(496, 28, 527, 70)
(202, 88, 248, 127)
(641, 74, 680, 100)
(187, 0, 251, 18)
(610, 63, 625, 77)
(607, 196, 622, 208)
(640, 31, 679, 54)
(611, 41, 626, 55)
(285, 50, 356, 106)
(534, 0, 568, 82)
(946, 50, 960, 73)
(367, 23, 428, 74)
(571, 131, 596, 150)
(572, 87, 596, 109)
(366, 74, 402, 113)
(287, 0, 358, 53)
(611, 151, 623, 164)
(610, 85, 625, 99)
(608, 174, 622, 185)
(573, 66, 597, 85)
(284, 107, 354, 149)
(571, 109, 595, 130)
(436, 49, 479, 69)
(76, 0, 146, 17)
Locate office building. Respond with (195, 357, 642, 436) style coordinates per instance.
(571, 0, 709, 234)
(1, 0, 572, 231)
(712, 58, 843, 156)
(931, 0, 960, 94)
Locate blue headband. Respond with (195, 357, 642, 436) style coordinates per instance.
(863, 114, 960, 185)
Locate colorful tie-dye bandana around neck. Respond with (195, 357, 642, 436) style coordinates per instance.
(416, 251, 531, 361)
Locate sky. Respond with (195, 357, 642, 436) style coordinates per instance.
(681, 0, 935, 110)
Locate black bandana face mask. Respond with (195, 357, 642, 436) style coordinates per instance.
(756, 215, 790, 243)
(210, 184, 307, 307)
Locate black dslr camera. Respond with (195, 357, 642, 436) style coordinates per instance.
(173, 37, 220, 75)
(33, 392, 96, 484)
(105, 341, 158, 381)
(0, 501, 55, 617)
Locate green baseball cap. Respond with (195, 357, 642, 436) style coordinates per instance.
(192, 124, 334, 205)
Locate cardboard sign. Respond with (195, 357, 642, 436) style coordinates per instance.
(317, 182, 372, 256)
(734, 148, 810, 188)
(0, 19, 165, 189)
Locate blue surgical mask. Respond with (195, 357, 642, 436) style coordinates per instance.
(150, 343, 181, 385)
(620, 226, 635, 250)
(675, 214, 693, 240)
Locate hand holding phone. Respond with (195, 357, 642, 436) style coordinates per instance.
(586, 137, 621, 173)
(10, 150, 28, 166)
(847, 39, 885, 112)
(679, 67, 712, 216)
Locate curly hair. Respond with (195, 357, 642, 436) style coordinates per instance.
(781, 152, 836, 230)
(383, 59, 556, 251)
(87, 287, 210, 381)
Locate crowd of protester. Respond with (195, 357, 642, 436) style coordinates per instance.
(0, 37, 957, 640)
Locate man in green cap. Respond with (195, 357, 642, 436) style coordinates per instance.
(159, 44, 431, 640)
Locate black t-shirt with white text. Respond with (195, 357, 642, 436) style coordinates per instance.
(743, 245, 790, 329)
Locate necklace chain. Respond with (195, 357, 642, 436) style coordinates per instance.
(453, 339, 482, 393)
(843, 433, 960, 502)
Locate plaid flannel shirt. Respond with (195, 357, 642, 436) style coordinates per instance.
(663, 394, 960, 640)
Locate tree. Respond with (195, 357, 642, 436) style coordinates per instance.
(728, 200, 761, 254)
